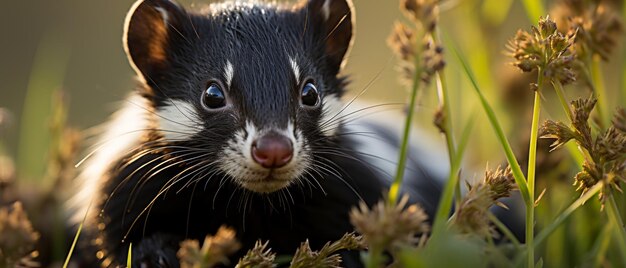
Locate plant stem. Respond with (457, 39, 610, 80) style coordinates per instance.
(365, 247, 384, 268)
(452, 42, 531, 206)
(432, 116, 474, 236)
(514, 183, 602, 267)
(552, 80, 573, 122)
(607, 195, 626, 261)
(431, 30, 459, 208)
(388, 54, 424, 205)
(526, 71, 543, 268)
(590, 57, 609, 127)
(64, 199, 93, 268)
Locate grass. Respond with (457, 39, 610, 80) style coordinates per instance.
(1, 0, 626, 267)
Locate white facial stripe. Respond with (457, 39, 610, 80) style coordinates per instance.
(242, 121, 257, 161)
(156, 100, 201, 141)
(322, 0, 331, 21)
(320, 94, 344, 136)
(289, 57, 300, 84)
(225, 61, 234, 88)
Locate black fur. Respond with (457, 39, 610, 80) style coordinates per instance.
(76, 0, 450, 267)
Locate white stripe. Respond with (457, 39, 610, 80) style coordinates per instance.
(225, 60, 234, 88)
(68, 94, 150, 224)
(322, 0, 331, 21)
(320, 94, 343, 136)
(289, 57, 300, 84)
(156, 100, 201, 141)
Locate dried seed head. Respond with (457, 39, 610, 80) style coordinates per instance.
(433, 105, 446, 134)
(0, 202, 40, 267)
(594, 127, 626, 162)
(421, 37, 446, 83)
(388, 22, 417, 86)
(507, 16, 578, 85)
(571, 97, 597, 150)
(606, 162, 626, 193)
(540, 120, 578, 151)
(289, 233, 364, 268)
(453, 187, 493, 237)
(350, 196, 429, 252)
(289, 240, 342, 268)
(453, 166, 516, 237)
(484, 166, 517, 202)
(388, 23, 445, 87)
(573, 164, 598, 194)
(613, 108, 626, 133)
(388, 22, 416, 62)
(236, 241, 276, 268)
(178, 226, 241, 268)
(552, 0, 623, 60)
(401, 0, 440, 32)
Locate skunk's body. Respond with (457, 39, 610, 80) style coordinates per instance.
(68, 0, 449, 266)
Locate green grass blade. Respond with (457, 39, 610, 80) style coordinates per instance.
(515, 183, 602, 266)
(449, 38, 531, 207)
(526, 89, 542, 268)
(128, 243, 133, 268)
(64, 199, 93, 268)
(388, 35, 425, 205)
(431, 112, 475, 236)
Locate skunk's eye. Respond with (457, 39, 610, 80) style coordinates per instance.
(202, 83, 226, 110)
(301, 81, 319, 107)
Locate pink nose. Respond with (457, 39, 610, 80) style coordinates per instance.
(251, 133, 293, 168)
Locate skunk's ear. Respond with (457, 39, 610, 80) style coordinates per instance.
(307, 0, 355, 74)
(123, 0, 186, 81)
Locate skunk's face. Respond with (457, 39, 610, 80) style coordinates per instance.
(124, 0, 354, 193)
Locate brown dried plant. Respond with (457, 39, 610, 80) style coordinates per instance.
(453, 166, 517, 238)
(177, 226, 241, 268)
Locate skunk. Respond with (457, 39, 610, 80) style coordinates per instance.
(68, 0, 461, 266)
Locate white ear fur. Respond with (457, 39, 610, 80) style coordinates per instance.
(322, 0, 331, 21)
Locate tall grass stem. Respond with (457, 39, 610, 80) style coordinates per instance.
(388, 54, 424, 204)
(451, 41, 531, 206)
(526, 85, 543, 268)
(431, 114, 474, 236)
(552, 81, 573, 122)
(590, 57, 609, 127)
(431, 30, 459, 208)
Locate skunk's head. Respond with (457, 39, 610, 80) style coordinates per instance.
(124, 0, 354, 193)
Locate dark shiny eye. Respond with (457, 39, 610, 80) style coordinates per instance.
(202, 83, 226, 109)
(300, 81, 319, 107)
